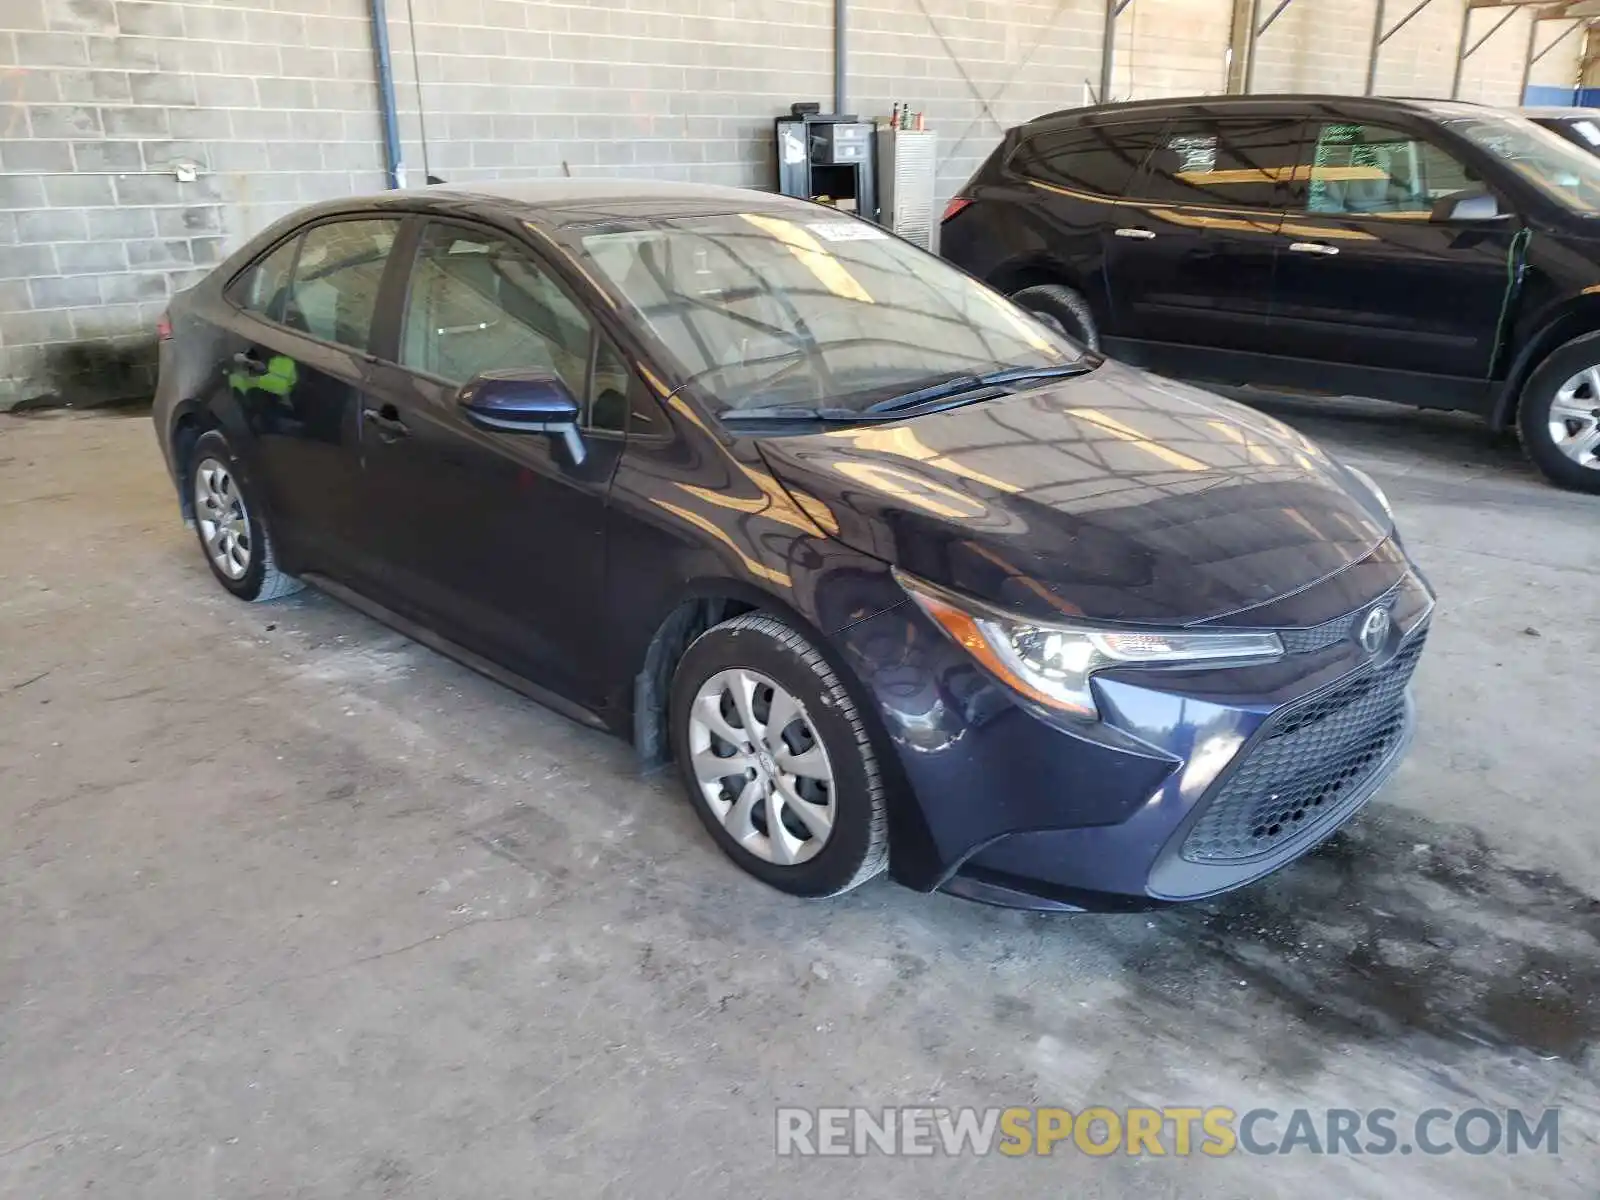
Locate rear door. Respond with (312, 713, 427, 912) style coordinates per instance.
(1104, 115, 1304, 358)
(1267, 117, 1516, 381)
(359, 219, 626, 701)
(223, 216, 402, 583)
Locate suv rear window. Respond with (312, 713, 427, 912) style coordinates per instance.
(1130, 117, 1304, 209)
(1010, 123, 1163, 197)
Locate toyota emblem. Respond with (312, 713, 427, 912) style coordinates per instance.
(1357, 606, 1391, 655)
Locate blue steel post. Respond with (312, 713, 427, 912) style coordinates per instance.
(369, 0, 405, 189)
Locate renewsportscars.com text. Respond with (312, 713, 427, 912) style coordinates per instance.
(775, 1106, 1560, 1158)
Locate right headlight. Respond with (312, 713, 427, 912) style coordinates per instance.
(896, 570, 1284, 720)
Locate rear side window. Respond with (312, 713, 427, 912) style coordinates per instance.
(1011, 122, 1163, 197)
(230, 238, 299, 319)
(282, 218, 400, 351)
(1131, 118, 1304, 209)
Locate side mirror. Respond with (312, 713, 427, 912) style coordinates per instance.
(1430, 189, 1503, 222)
(459, 369, 586, 464)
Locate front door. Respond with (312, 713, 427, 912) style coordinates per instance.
(1103, 115, 1304, 358)
(359, 220, 625, 703)
(1267, 118, 1516, 381)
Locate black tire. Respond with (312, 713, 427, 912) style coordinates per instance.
(669, 613, 888, 898)
(187, 430, 303, 602)
(1518, 335, 1600, 493)
(1010, 283, 1100, 353)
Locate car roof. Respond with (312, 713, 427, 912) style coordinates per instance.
(1521, 106, 1597, 120)
(1026, 93, 1496, 129)
(303, 177, 809, 230)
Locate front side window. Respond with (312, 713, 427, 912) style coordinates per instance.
(1301, 122, 1474, 216)
(1011, 122, 1163, 198)
(570, 212, 1076, 415)
(283, 219, 399, 350)
(1131, 118, 1304, 209)
(231, 238, 299, 319)
(400, 222, 593, 398)
(1445, 113, 1600, 213)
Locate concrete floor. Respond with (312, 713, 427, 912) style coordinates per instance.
(1, 400, 1597, 1198)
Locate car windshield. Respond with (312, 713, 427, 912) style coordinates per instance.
(569, 212, 1079, 414)
(1445, 114, 1600, 212)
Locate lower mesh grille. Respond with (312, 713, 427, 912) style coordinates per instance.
(1181, 630, 1427, 864)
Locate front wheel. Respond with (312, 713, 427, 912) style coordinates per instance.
(669, 613, 888, 897)
(1518, 341, 1600, 493)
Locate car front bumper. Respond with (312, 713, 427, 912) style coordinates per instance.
(827, 563, 1434, 910)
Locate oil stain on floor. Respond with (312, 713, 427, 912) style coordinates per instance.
(1136, 802, 1600, 1067)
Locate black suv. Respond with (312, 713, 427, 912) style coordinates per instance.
(941, 95, 1600, 491)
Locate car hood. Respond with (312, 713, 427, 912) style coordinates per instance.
(754, 362, 1392, 626)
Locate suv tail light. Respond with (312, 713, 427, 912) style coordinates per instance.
(942, 196, 973, 223)
(156, 313, 173, 341)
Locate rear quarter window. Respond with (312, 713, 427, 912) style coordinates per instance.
(1010, 123, 1163, 197)
(227, 237, 300, 320)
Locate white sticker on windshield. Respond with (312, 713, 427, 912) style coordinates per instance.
(807, 222, 888, 242)
(1573, 119, 1600, 146)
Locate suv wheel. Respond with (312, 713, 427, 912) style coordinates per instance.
(1519, 340, 1600, 493)
(188, 430, 303, 602)
(1010, 283, 1100, 353)
(669, 613, 888, 897)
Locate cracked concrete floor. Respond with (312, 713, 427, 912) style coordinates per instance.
(1, 401, 1597, 1198)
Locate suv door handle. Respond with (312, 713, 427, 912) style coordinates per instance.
(362, 403, 409, 440)
(231, 350, 268, 376)
(1287, 241, 1339, 256)
(1114, 227, 1157, 240)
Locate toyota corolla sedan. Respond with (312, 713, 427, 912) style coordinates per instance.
(153, 180, 1434, 910)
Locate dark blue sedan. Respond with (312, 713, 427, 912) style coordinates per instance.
(152, 179, 1433, 910)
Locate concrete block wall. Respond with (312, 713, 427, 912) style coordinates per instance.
(0, 0, 1589, 408)
(382, 0, 832, 191)
(1253, 0, 1581, 102)
(1250, 0, 1380, 95)
(1, 0, 388, 407)
(1109, 0, 1231, 102)
(848, 0, 1103, 202)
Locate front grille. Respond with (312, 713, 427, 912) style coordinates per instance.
(1278, 577, 1406, 654)
(1181, 629, 1427, 864)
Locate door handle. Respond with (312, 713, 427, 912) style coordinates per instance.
(1287, 241, 1339, 256)
(231, 350, 268, 376)
(1114, 227, 1157, 240)
(362, 404, 409, 440)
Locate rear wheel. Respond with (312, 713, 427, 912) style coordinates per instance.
(669, 613, 888, 897)
(187, 430, 303, 602)
(1010, 283, 1100, 353)
(1519, 339, 1600, 493)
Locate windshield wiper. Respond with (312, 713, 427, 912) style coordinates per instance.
(863, 362, 1095, 416)
(719, 405, 868, 423)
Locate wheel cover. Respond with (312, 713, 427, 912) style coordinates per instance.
(1549, 368, 1600, 470)
(193, 457, 253, 580)
(687, 667, 837, 866)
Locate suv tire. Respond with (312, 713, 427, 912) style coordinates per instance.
(1519, 336, 1600, 493)
(1010, 283, 1100, 353)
